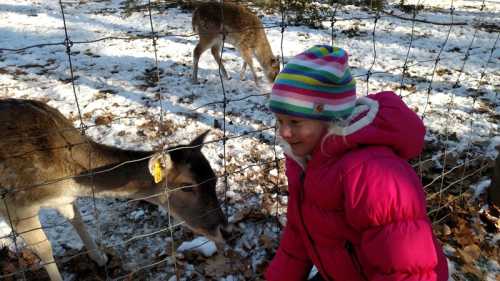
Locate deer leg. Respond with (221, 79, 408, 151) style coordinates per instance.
(16, 216, 63, 281)
(57, 203, 108, 266)
(192, 37, 214, 84)
(240, 62, 247, 80)
(210, 44, 229, 79)
(240, 48, 259, 84)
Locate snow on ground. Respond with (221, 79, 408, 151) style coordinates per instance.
(0, 0, 499, 280)
(177, 237, 217, 257)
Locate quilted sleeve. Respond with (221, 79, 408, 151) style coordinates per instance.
(343, 158, 442, 281)
(265, 222, 313, 281)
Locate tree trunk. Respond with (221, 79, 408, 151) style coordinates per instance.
(488, 147, 500, 208)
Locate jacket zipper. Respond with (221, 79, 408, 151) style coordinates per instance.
(345, 240, 369, 281)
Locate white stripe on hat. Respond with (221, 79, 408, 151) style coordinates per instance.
(272, 94, 356, 112)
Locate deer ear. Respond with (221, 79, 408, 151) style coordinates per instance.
(189, 129, 210, 150)
(168, 130, 210, 164)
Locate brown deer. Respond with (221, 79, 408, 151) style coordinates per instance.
(0, 99, 227, 281)
(192, 2, 280, 85)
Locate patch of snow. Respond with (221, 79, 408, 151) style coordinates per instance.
(176, 236, 217, 257)
(471, 178, 491, 199)
(308, 266, 319, 280)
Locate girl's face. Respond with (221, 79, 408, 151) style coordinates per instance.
(275, 113, 329, 157)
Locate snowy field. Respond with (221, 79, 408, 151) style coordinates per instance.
(0, 0, 499, 280)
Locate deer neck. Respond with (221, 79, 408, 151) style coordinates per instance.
(73, 144, 158, 200)
(253, 36, 274, 70)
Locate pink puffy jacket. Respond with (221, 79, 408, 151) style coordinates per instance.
(266, 92, 448, 281)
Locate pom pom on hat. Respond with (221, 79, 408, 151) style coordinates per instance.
(269, 45, 356, 121)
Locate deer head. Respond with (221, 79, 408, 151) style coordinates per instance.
(147, 131, 227, 243)
(264, 55, 281, 83)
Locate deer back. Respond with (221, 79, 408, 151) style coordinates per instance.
(192, 2, 279, 82)
(0, 99, 90, 203)
(192, 2, 267, 49)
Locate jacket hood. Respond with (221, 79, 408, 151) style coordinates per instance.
(322, 91, 425, 160)
(281, 91, 426, 168)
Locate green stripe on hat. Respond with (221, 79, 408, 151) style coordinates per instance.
(275, 76, 356, 94)
(269, 100, 354, 118)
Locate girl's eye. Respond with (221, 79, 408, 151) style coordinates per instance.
(290, 120, 301, 126)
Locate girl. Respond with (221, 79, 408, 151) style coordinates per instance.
(266, 45, 448, 281)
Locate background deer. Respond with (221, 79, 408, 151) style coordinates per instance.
(0, 99, 227, 281)
(192, 2, 280, 85)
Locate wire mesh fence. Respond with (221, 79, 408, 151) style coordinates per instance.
(0, 0, 498, 280)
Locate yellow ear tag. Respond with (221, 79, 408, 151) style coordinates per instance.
(153, 160, 163, 183)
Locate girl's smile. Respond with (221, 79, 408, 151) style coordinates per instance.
(275, 113, 329, 157)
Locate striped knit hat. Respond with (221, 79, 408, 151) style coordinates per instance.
(269, 45, 356, 121)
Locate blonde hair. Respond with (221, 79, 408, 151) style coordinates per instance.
(319, 99, 376, 155)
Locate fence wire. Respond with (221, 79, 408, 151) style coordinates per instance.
(0, 0, 498, 280)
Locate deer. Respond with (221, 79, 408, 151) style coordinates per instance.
(0, 98, 228, 281)
(192, 2, 280, 85)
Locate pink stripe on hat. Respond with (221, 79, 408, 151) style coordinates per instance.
(297, 53, 348, 64)
(293, 56, 348, 70)
(272, 88, 356, 106)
